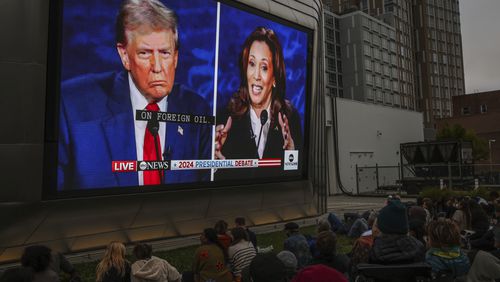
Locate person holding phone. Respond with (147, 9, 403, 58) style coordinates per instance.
(214, 27, 302, 179)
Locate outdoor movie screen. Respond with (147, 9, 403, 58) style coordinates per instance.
(52, 0, 311, 195)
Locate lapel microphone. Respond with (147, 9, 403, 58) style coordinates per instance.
(256, 110, 268, 155)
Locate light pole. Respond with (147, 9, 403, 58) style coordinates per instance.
(489, 139, 496, 173)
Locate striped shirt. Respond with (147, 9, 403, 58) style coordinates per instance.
(228, 240, 257, 277)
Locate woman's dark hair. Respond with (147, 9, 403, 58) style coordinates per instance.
(133, 243, 152, 260)
(427, 219, 460, 248)
(231, 227, 249, 244)
(21, 245, 52, 273)
(203, 228, 228, 262)
(228, 26, 291, 127)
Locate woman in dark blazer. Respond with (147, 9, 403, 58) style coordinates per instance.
(215, 27, 302, 179)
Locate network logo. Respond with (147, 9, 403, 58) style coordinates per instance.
(284, 150, 299, 170)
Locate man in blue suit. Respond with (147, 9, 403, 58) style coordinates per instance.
(58, 0, 211, 190)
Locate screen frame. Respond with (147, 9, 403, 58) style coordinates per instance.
(42, 0, 314, 200)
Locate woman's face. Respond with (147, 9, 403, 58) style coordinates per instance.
(246, 40, 275, 109)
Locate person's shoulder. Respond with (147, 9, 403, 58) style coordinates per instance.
(61, 71, 126, 100)
(62, 71, 122, 90)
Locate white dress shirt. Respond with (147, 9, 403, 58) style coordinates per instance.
(128, 74, 167, 185)
(250, 105, 271, 159)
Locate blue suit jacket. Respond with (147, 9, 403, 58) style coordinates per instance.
(58, 71, 211, 190)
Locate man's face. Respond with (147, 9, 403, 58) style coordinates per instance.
(117, 28, 178, 102)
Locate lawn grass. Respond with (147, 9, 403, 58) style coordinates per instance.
(70, 226, 355, 281)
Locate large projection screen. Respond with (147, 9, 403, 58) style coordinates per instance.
(44, 0, 312, 198)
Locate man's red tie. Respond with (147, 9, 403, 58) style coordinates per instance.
(143, 102, 161, 185)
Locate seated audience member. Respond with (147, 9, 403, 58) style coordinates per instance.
(215, 220, 232, 252)
(409, 206, 428, 223)
(492, 225, 500, 259)
(369, 200, 426, 264)
(235, 217, 257, 249)
(423, 198, 435, 223)
(425, 220, 470, 279)
(277, 250, 298, 280)
(291, 264, 347, 282)
(444, 197, 458, 219)
(306, 219, 332, 257)
(248, 253, 288, 282)
(466, 250, 500, 282)
(96, 241, 131, 282)
(452, 199, 471, 232)
(349, 218, 380, 277)
(0, 266, 33, 282)
(283, 222, 312, 269)
(192, 228, 232, 282)
(50, 251, 81, 282)
(327, 213, 348, 234)
(228, 227, 256, 281)
(310, 231, 349, 276)
(408, 206, 427, 246)
(347, 216, 369, 238)
(21, 245, 60, 282)
(469, 199, 490, 240)
(131, 243, 181, 282)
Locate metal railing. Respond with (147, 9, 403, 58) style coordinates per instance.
(355, 163, 500, 194)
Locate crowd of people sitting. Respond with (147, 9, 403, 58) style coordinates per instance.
(2, 195, 500, 282)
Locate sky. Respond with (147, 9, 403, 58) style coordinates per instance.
(460, 0, 500, 94)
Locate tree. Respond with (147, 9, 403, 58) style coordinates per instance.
(436, 123, 489, 160)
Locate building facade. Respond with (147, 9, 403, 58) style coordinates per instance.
(323, 0, 465, 130)
(436, 90, 500, 164)
(334, 11, 403, 106)
(414, 0, 466, 127)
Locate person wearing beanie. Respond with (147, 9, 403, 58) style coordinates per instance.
(283, 222, 312, 269)
(291, 264, 347, 282)
(248, 253, 288, 282)
(369, 200, 425, 264)
(276, 250, 298, 280)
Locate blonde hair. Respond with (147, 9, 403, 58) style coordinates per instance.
(96, 241, 128, 282)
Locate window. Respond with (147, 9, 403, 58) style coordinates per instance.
(365, 58, 372, 70)
(480, 104, 487, 114)
(327, 57, 336, 72)
(366, 74, 373, 85)
(366, 88, 373, 99)
(328, 73, 337, 86)
(384, 64, 390, 77)
(363, 30, 371, 41)
(362, 16, 370, 28)
(364, 45, 371, 56)
(462, 106, 470, 115)
(374, 62, 381, 73)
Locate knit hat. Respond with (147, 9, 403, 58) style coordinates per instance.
(377, 200, 409, 234)
(276, 250, 298, 271)
(250, 253, 287, 282)
(291, 264, 348, 282)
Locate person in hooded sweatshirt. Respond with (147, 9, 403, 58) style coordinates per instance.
(131, 243, 181, 282)
(369, 199, 426, 264)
